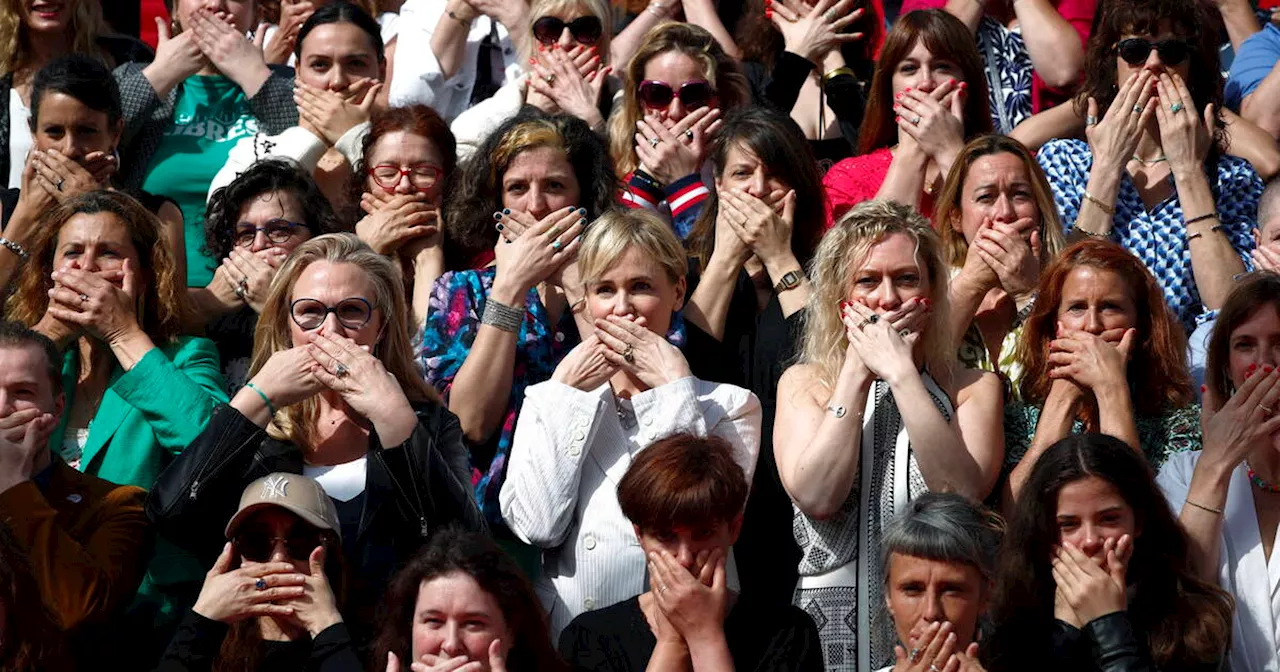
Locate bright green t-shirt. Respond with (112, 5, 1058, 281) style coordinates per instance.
(141, 75, 260, 287)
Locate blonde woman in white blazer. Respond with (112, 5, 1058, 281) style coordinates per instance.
(499, 208, 762, 639)
(1158, 273, 1280, 672)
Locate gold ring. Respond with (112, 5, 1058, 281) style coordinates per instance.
(622, 343, 635, 364)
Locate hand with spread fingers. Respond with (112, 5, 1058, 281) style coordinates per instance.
(969, 218, 1041, 300)
(719, 188, 796, 269)
(648, 547, 728, 644)
(192, 542, 307, 624)
(891, 621, 959, 672)
(894, 80, 965, 163)
(768, 0, 866, 64)
(527, 44, 610, 128)
(1199, 364, 1280, 476)
(306, 327, 413, 424)
(634, 107, 722, 186)
(295, 78, 382, 146)
(44, 262, 144, 346)
(1086, 70, 1157, 174)
(1152, 71, 1212, 174)
(147, 16, 208, 88)
(280, 545, 344, 637)
(29, 148, 108, 202)
(356, 194, 441, 256)
(1047, 325, 1134, 391)
(245, 346, 327, 410)
(957, 217, 1001, 293)
(189, 9, 271, 93)
(551, 335, 619, 391)
(263, 0, 317, 65)
(1051, 536, 1132, 624)
(594, 314, 693, 388)
(491, 206, 587, 299)
(223, 247, 289, 314)
(843, 300, 921, 386)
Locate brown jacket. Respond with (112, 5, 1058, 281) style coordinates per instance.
(0, 459, 150, 632)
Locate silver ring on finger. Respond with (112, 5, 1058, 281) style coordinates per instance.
(856, 318, 873, 330)
(869, 313, 880, 324)
(334, 362, 349, 378)
(622, 342, 635, 364)
(544, 73, 556, 85)
(56, 178, 64, 192)
(930, 665, 941, 672)
(649, 136, 660, 149)
(1263, 404, 1276, 415)
(551, 240, 562, 251)
(684, 129, 694, 141)
(825, 8, 837, 21)
(255, 578, 267, 591)
(1170, 101, 1185, 113)
(1086, 114, 1098, 126)
(909, 648, 922, 662)
(78, 293, 88, 306)
(1132, 104, 1143, 114)
(910, 115, 921, 125)
(234, 285, 247, 300)
(900, 328, 911, 337)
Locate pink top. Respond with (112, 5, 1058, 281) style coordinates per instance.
(822, 147, 935, 228)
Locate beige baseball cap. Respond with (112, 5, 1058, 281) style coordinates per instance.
(225, 472, 342, 541)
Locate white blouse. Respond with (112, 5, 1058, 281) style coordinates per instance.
(1158, 451, 1280, 672)
(9, 88, 31, 188)
(499, 376, 762, 639)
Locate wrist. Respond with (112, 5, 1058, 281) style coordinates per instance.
(309, 611, 343, 637)
(762, 253, 802, 281)
(446, 0, 480, 22)
(489, 277, 531, 306)
(107, 323, 147, 350)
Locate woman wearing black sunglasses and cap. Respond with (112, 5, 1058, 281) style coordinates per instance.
(1034, 0, 1263, 335)
(450, 0, 619, 160)
(155, 472, 362, 671)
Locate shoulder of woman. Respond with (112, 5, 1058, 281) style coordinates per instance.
(955, 368, 1003, 405)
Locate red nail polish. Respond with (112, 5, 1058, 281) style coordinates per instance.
(959, 81, 968, 89)
(1249, 363, 1258, 371)
(1267, 366, 1275, 373)
(765, 8, 773, 16)
(1200, 385, 1206, 393)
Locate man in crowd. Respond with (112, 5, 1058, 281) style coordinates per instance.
(0, 321, 151, 645)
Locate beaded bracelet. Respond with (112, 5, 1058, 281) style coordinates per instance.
(0, 237, 29, 262)
(482, 299, 525, 333)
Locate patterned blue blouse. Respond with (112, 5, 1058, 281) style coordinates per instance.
(978, 17, 1033, 134)
(1036, 139, 1261, 332)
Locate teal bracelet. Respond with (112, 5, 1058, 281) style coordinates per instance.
(245, 382, 278, 416)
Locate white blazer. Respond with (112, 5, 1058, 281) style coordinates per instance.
(388, 0, 524, 123)
(1158, 451, 1280, 672)
(499, 376, 762, 640)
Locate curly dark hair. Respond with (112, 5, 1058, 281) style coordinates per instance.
(442, 108, 618, 271)
(370, 526, 566, 672)
(0, 521, 72, 672)
(1076, 0, 1225, 151)
(204, 159, 342, 261)
(984, 434, 1232, 671)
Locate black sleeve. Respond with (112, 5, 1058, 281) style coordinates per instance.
(0, 187, 20, 230)
(145, 404, 270, 564)
(398, 404, 487, 535)
(310, 623, 365, 672)
(558, 617, 627, 672)
(764, 51, 818, 112)
(249, 66, 300, 135)
(823, 72, 866, 147)
(1084, 613, 1158, 672)
(152, 610, 229, 672)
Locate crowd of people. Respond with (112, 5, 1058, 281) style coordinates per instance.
(1, 0, 1280, 670)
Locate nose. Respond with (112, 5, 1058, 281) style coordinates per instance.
(268, 537, 290, 563)
(1079, 526, 1104, 557)
(78, 250, 100, 272)
(440, 623, 466, 657)
(992, 193, 1016, 223)
(610, 290, 635, 318)
(558, 27, 574, 49)
(250, 230, 270, 253)
(1145, 46, 1163, 70)
(526, 186, 551, 221)
(1083, 308, 1103, 335)
(0, 392, 12, 415)
(871, 278, 903, 311)
(915, 72, 937, 93)
(746, 170, 767, 197)
(326, 66, 351, 92)
(921, 589, 946, 623)
(667, 96, 687, 123)
(392, 172, 414, 196)
(319, 312, 349, 337)
(674, 543, 695, 571)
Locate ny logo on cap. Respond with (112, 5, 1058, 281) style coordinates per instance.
(261, 475, 290, 499)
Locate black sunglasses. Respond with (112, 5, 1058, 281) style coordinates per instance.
(637, 80, 715, 110)
(235, 527, 322, 563)
(1115, 38, 1192, 66)
(532, 16, 603, 46)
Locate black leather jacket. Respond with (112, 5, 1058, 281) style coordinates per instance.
(1050, 613, 1223, 672)
(146, 402, 486, 642)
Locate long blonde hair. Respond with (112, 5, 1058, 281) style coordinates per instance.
(249, 233, 437, 447)
(799, 200, 954, 390)
(0, 0, 111, 77)
(607, 21, 748, 177)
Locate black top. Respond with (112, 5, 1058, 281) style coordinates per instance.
(685, 270, 806, 610)
(146, 402, 486, 644)
(988, 612, 1223, 672)
(154, 609, 363, 672)
(558, 594, 824, 672)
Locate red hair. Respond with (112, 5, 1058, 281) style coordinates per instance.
(1016, 240, 1192, 418)
(617, 434, 747, 533)
(857, 9, 992, 155)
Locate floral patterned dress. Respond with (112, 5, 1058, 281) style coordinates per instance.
(1003, 401, 1202, 475)
(977, 17, 1033, 134)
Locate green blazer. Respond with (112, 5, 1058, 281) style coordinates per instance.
(54, 335, 228, 625)
(55, 335, 228, 489)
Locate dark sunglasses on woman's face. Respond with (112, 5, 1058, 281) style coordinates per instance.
(234, 219, 310, 248)
(637, 80, 716, 110)
(1115, 37, 1192, 66)
(532, 16, 603, 46)
(235, 527, 322, 563)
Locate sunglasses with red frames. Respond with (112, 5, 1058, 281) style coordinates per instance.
(532, 16, 603, 46)
(637, 80, 716, 110)
(1115, 38, 1192, 66)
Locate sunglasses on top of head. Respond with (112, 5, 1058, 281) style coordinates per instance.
(637, 80, 716, 110)
(532, 16, 604, 46)
(1115, 38, 1192, 66)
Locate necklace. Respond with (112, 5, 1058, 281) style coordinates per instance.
(1247, 464, 1280, 493)
(1130, 154, 1168, 165)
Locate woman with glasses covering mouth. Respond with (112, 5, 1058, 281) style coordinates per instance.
(192, 160, 343, 395)
(149, 233, 485, 646)
(1034, 0, 1263, 334)
(450, 0, 619, 160)
(157, 472, 360, 672)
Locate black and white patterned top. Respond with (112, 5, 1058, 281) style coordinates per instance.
(978, 17, 1033, 135)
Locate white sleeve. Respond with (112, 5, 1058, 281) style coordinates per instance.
(1156, 450, 1199, 511)
(334, 121, 370, 168)
(629, 378, 763, 486)
(386, 0, 463, 113)
(450, 78, 528, 162)
(206, 128, 328, 202)
(499, 381, 607, 548)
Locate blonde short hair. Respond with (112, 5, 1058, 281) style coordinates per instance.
(799, 200, 954, 389)
(577, 208, 688, 287)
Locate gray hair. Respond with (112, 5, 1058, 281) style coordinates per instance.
(881, 492, 1004, 585)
